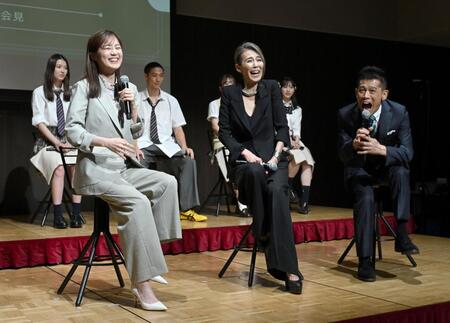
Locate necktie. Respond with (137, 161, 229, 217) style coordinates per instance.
(55, 90, 65, 137)
(285, 104, 294, 114)
(146, 98, 161, 144)
(369, 115, 378, 135)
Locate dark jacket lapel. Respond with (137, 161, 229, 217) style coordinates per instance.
(377, 101, 392, 142)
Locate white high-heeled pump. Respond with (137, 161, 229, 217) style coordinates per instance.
(151, 275, 168, 285)
(132, 288, 167, 311)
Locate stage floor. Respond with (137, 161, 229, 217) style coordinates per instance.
(1, 233, 449, 322)
(0, 205, 353, 241)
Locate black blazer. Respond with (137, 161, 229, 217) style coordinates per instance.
(337, 99, 414, 182)
(219, 79, 289, 164)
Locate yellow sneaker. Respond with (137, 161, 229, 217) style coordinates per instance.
(180, 209, 208, 222)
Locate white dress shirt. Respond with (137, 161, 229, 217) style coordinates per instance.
(284, 101, 303, 139)
(31, 85, 70, 127)
(137, 89, 186, 157)
(207, 97, 220, 121)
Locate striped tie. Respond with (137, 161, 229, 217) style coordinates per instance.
(146, 98, 161, 144)
(369, 115, 378, 135)
(55, 90, 65, 137)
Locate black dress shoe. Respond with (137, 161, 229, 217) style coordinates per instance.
(285, 277, 303, 294)
(297, 203, 310, 214)
(357, 258, 376, 282)
(70, 216, 83, 228)
(395, 238, 419, 255)
(53, 215, 68, 229)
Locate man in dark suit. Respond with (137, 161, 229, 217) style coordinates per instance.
(337, 66, 419, 282)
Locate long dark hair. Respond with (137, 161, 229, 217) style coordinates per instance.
(85, 30, 123, 98)
(280, 76, 299, 107)
(43, 53, 71, 102)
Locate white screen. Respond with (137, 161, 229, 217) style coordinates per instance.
(0, 0, 170, 90)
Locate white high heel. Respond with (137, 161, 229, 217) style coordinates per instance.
(151, 275, 168, 285)
(132, 288, 167, 311)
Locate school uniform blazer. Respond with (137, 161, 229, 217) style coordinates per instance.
(218, 79, 289, 163)
(337, 99, 414, 182)
(65, 78, 143, 195)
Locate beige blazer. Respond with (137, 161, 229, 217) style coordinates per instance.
(65, 78, 143, 195)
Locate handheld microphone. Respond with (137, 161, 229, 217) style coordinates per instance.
(361, 109, 374, 136)
(236, 160, 278, 172)
(119, 75, 132, 120)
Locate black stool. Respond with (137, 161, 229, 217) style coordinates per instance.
(57, 198, 125, 306)
(338, 185, 417, 267)
(218, 223, 258, 286)
(199, 150, 234, 216)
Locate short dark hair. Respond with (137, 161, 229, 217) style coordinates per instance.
(144, 61, 164, 74)
(356, 66, 388, 89)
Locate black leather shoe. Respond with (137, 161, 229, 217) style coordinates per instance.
(395, 238, 419, 255)
(285, 277, 303, 294)
(53, 215, 68, 229)
(357, 258, 376, 282)
(70, 216, 83, 228)
(297, 203, 310, 214)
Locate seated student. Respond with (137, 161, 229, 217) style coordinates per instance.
(136, 62, 207, 222)
(280, 77, 315, 214)
(207, 73, 248, 216)
(30, 53, 83, 229)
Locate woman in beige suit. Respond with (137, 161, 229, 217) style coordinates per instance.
(66, 30, 181, 311)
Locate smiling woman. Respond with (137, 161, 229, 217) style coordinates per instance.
(219, 42, 304, 294)
(65, 30, 182, 311)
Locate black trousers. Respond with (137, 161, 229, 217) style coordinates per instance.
(349, 165, 411, 258)
(233, 162, 300, 280)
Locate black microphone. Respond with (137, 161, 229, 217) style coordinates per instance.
(361, 109, 374, 136)
(119, 75, 132, 120)
(235, 160, 278, 172)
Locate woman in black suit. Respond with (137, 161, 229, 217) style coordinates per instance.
(219, 42, 303, 294)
